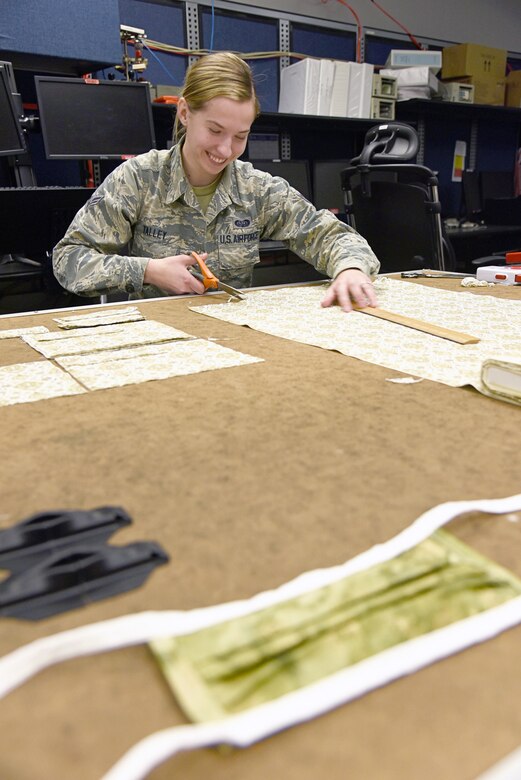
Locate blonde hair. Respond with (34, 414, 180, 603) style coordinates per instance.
(174, 51, 260, 142)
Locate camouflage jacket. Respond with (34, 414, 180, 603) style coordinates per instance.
(52, 144, 380, 297)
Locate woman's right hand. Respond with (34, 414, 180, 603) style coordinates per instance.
(143, 253, 207, 295)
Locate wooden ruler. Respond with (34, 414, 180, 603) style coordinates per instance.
(355, 306, 480, 344)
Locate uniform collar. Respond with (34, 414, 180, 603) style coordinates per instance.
(166, 142, 244, 209)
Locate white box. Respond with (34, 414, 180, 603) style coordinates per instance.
(329, 60, 351, 117)
(476, 265, 521, 285)
(278, 58, 320, 115)
(317, 59, 336, 116)
(381, 66, 438, 90)
(346, 62, 374, 118)
(385, 49, 442, 72)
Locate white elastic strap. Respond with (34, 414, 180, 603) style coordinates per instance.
(476, 745, 521, 780)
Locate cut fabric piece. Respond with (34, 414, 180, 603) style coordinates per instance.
(481, 357, 521, 406)
(190, 279, 521, 393)
(22, 320, 194, 359)
(0, 361, 85, 406)
(0, 326, 48, 340)
(151, 529, 521, 723)
(53, 306, 145, 329)
(55, 339, 263, 391)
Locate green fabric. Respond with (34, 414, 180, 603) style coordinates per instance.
(150, 530, 521, 723)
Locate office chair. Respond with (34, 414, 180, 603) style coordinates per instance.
(341, 123, 453, 272)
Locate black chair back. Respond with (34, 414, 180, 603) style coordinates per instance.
(342, 123, 451, 272)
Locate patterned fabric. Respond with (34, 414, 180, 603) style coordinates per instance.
(191, 278, 521, 391)
(22, 320, 193, 359)
(151, 529, 521, 723)
(52, 144, 379, 298)
(0, 362, 85, 406)
(53, 306, 144, 329)
(55, 339, 263, 391)
(0, 326, 48, 339)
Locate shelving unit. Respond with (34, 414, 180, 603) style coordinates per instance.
(152, 98, 521, 223)
(396, 98, 521, 166)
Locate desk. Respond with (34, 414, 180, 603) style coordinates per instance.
(447, 224, 521, 272)
(0, 280, 520, 780)
(0, 259, 45, 314)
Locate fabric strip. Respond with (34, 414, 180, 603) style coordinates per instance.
(55, 339, 263, 391)
(0, 325, 48, 339)
(54, 306, 145, 329)
(22, 320, 194, 358)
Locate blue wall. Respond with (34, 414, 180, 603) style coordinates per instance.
(0, 0, 121, 71)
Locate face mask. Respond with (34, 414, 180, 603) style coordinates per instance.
(151, 528, 521, 723)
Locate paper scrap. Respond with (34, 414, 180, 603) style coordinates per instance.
(385, 377, 424, 384)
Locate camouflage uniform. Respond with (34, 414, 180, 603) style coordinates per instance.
(53, 144, 379, 297)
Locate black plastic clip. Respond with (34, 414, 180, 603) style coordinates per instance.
(0, 541, 169, 620)
(0, 507, 132, 572)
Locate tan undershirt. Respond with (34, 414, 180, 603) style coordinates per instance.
(192, 174, 222, 214)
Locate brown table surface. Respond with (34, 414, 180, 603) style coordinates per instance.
(0, 278, 520, 780)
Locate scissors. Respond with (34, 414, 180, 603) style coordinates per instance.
(190, 251, 246, 300)
(401, 270, 468, 279)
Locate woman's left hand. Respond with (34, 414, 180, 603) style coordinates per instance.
(321, 268, 378, 312)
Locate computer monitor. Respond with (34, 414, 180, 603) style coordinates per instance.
(480, 170, 514, 201)
(249, 160, 312, 201)
(0, 187, 94, 260)
(34, 76, 156, 160)
(461, 170, 482, 220)
(0, 62, 27, 157)
(312, 159, 351, 213)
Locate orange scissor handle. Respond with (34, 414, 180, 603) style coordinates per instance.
(191, 251, 218, 290)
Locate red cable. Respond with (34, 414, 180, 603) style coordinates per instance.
(335, 0, 363, 62)
(368, 0, 423, 50)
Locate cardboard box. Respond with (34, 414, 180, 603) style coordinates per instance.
(506, 70, 521, 108)
(442, 43, 506, 80)
(443, 74, 505, 105)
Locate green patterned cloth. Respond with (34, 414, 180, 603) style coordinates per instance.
(151, 530, 521, 723)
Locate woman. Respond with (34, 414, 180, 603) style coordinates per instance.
(53, 51, 379, 312)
